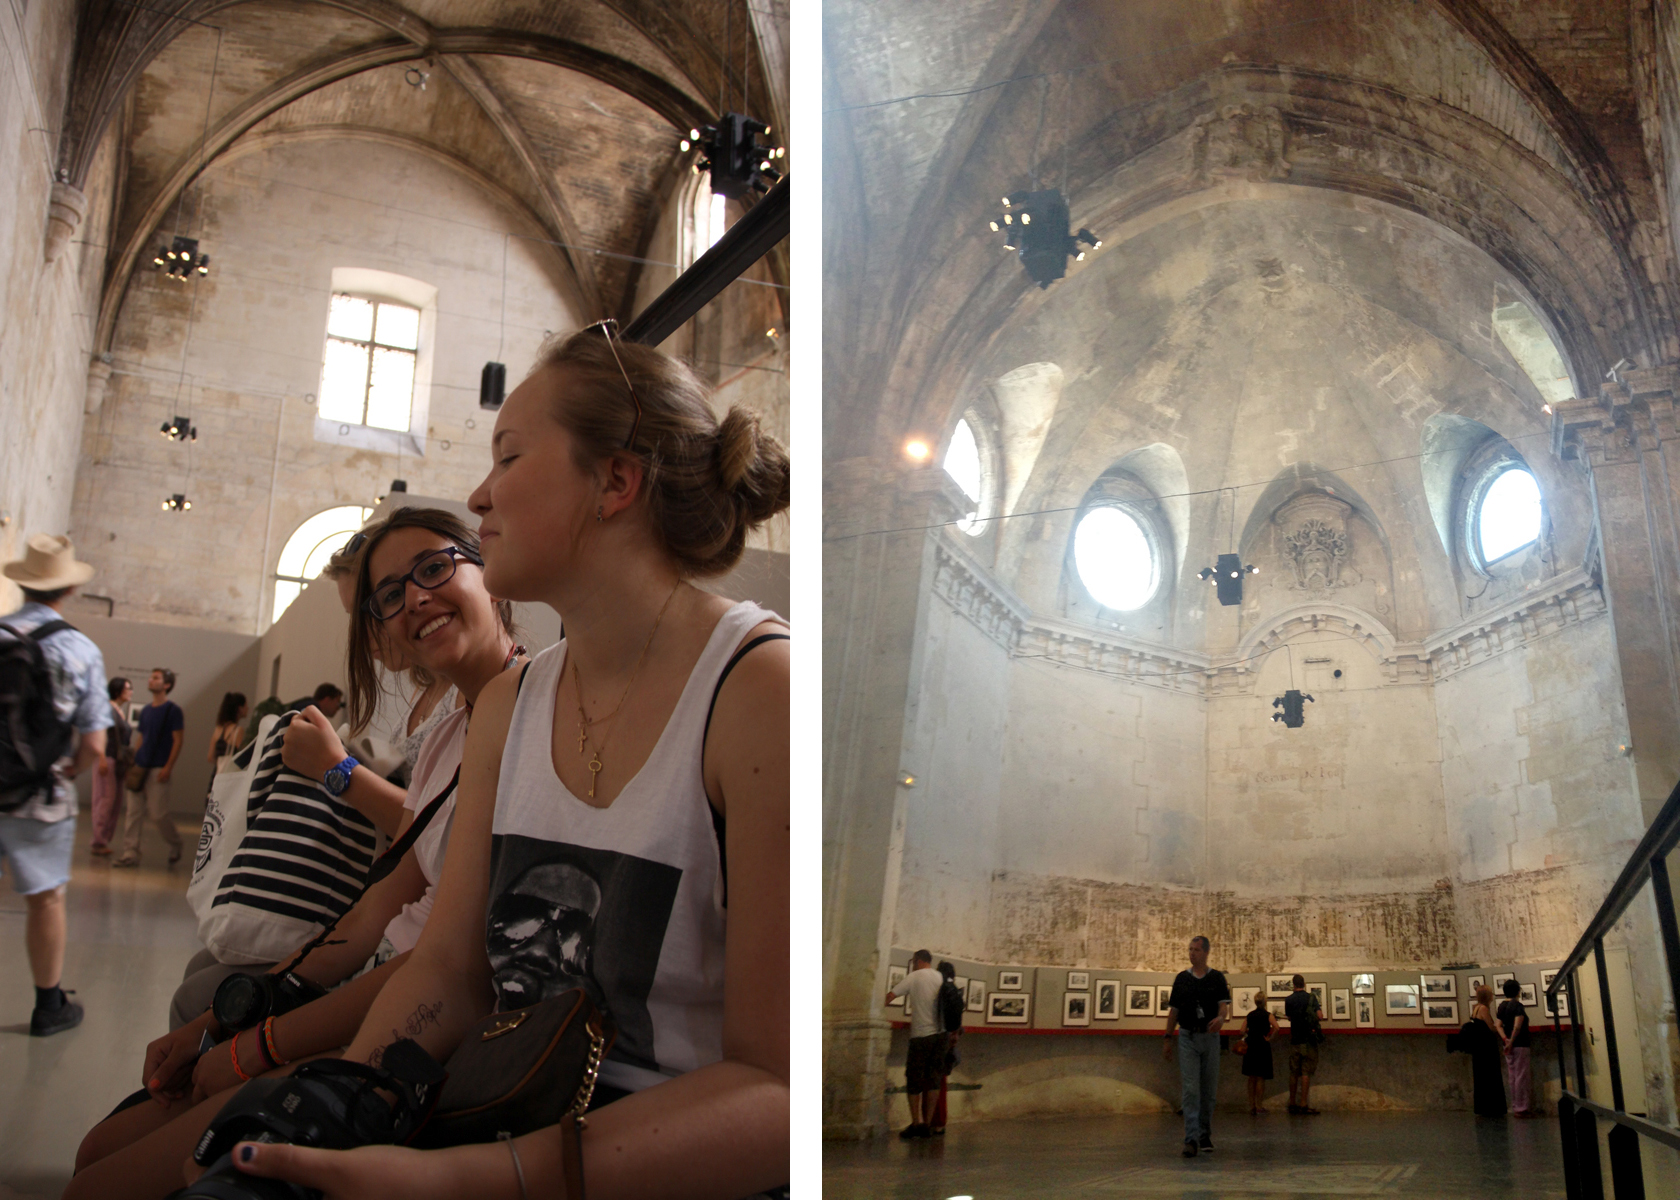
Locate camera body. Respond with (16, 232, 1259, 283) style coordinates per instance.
(211, 970, 327, 1032)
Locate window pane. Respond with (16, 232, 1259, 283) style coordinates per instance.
(277, 505, 374, 577)
(1480, 468, 1542, 563)
(374, 303, 419, 350)
(271, 580, 303, 626)
(327, 294, 373, 341)
(319, 339, 369, 423)
(367, 347, 416, 431)
(1074, 506, 1157, 611)
(944, 419, 982, 503)
(707, 190, 727, 251)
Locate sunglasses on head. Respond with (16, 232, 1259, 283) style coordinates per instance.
(582, 318, 643, 451)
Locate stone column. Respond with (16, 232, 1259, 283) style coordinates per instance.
(43, 182, 87, 264)
(1553, 368, 1680, 825)
(822, 455, 962, 1138)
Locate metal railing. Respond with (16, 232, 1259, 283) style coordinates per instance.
(1550, 775, 1680, 1199)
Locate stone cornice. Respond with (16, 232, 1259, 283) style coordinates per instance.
(1553, 365, 1680, 465)
(929, 535, 1029, 651)
(1426, 568, 1606, 679)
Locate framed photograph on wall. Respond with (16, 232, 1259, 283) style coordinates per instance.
(1539, 970, 1570, 1018)
(1095, 980, 1120, 1019)
(1420, 974, 1456, 998)
(1330, 989, 1350, 1020)
(1266, 975, 1295, 997)
(1519, 982, 1539, 1008)
(886, 966, 906, 1006)
(1466, 975, 1485, 995)
(1385, 983, 1420, 1015)
(1067, 971, 1089, 991)
(1492, 972, 1515, 996)
(965, 979, 986, 1012)
(1063, 992, 1090, 1026)
(1125, 984, 1155, 1016)
(998, 971, 1024, 991)
(1423, 999, 1459, 1025)
(1234, 987, 1260, 1018)
(987, 992, 1030, 1024)
(1156, 985, 1173, 1017)
(1268, 999, 1289, 1025)
(1355, 995, 1375, 1027)
(1351, 973, 1375, 995)
(1307, 982, 1328, 1014)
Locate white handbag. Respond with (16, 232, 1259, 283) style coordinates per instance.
(186, 713, 278, 964)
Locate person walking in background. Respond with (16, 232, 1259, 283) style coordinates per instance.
(930, 960, 966, 1135)
(1164, 935, 1230, 1157)
(885, 949, 946, 1139)
(0, 534, 111, 1035)
(113, 667, 185, 868)
(1240, 990, 1278, 1114)
(90, 676, 132, 855)
(206, 692, 247, 775)
(286, 682, 343, 721)
(1285, 974, 1323, 1114)
(1470, 983, 1508, 1118)
(1498, 979, 1535, 1116)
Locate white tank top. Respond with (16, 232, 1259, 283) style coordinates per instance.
(491, 600, 782, 1093)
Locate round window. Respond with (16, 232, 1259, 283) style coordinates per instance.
(1476, 466, 1542, 565)
(1073, 505, 1158, 610)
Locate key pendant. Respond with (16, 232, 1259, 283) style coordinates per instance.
(587, 755, 603, 797)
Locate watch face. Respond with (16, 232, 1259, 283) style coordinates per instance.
(325, 767, 348, 794)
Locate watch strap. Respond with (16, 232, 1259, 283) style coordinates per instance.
(324, 755, 359, 796)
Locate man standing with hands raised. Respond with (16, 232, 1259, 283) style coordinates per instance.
(1163, 935, 1231, 1157)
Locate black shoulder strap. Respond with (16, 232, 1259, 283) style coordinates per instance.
(0, 620, 73, 645)
(516, 661, 532, 696)
(700, 630, 789, 910)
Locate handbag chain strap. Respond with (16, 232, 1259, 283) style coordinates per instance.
(568, 1019, 607, 1119)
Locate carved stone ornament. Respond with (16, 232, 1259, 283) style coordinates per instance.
(1191, 103, 1291, 183)
(1274, 493, 1359, 592)
(43, 182, 87, 264)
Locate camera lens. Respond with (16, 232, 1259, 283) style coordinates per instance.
(212, 973, 271, 1032)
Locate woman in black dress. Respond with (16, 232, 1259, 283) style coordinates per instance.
(1470, 984, 1508, 1117)
(1240, 990, 1278, 1113)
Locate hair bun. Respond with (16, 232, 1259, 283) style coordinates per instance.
(717, 408, 761, 490)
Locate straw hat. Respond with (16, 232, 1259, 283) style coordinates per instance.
(3, 534, 95, 591)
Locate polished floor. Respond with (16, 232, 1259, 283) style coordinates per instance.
(824, 1111, 1574, 1199)
(0, 812, 200, 1200)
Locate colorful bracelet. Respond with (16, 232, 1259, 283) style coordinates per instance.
(253, 1018, 277, 1070)
(230, 1030, 253, 1083)
(262, 1016, 289, 1068)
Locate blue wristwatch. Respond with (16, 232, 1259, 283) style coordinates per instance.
(322, 755, 359, 797)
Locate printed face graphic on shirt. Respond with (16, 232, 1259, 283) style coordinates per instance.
(487, 835, 684, 1074)
(487, 861, 605, 1010)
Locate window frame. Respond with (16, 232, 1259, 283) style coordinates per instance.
(319, 294, 421, 431)
(1069, 498, 1164, 614)
(941, 405, 1001, 537)
(313, 268, 437, 458)
(1463, 454, 1544, 576)
(269, 504, 374, 628)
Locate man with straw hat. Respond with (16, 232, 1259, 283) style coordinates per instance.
(0, 534, 110, 1036)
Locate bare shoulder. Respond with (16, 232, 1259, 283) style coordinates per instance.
(468, 664, 523, 737)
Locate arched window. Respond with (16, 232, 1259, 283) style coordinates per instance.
(272, 505, 373, 625)
(1073, 505, 1159, 611)
(941, 411, 999, 535)
(1474, 465, 1542, 567)
(681, 172, 732, 268)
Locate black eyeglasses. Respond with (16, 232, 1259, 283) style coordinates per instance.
(583, 318, 642, 450)
(364, 546, 483, 621)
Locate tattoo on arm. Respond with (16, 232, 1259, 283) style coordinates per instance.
(365, 999, 446, 1067)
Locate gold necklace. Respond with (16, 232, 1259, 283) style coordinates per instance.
(571, 580, 682, 798)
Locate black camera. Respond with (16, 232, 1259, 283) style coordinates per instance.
(211, 970, 327, 1032)
(176, 1041, 444, 1200)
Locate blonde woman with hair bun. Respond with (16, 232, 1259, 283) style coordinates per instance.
(227, 325, 791, 1199)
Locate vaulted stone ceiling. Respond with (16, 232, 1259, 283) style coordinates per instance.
(64, 0, 787, 351)
(822, 0, 1679, 466)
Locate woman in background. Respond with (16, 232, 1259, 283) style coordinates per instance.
(206, 693, 247, 777)
(91, 677, 132, 855)
(1470, 983, 1507, 1118)
(1241, 991, 1278, 1114)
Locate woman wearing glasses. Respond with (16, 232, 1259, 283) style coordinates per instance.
(227, 327, 791, 1199)
(68, 507, 527, 1198)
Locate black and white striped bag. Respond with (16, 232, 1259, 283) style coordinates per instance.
(187, 711, 383, 965)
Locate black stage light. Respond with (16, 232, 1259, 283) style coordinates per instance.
(152, 235, 210, 282)
(479, 361, 506, 410)
(159, 415, 197, 442)
(161, 493, 192, 512)
(683, 114, 784, 200)
(1200, 552, 1259, 606)
(989, 189, 1099, 289)
(1271, 689, 1314, 728)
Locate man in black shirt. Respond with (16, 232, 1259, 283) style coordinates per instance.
(1163, 935, 1230, 1157)
(1283, 975, 1323, 1113)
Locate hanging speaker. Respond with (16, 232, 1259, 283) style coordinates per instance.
(479, 361, 506, 410)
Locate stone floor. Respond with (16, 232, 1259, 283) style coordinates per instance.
(0, 811, 201, 1200)
(823, 1111, 1580, 1198)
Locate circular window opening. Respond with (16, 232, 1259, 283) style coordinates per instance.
(1074, 506, 1158, 610)
(1477, 467, 1542, 565)
(943, 418, 984, 534)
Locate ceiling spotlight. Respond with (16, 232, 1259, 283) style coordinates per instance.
(988, 189, 1100, 289)
(1271, 689, 1313, 728)
(765, 327, 780, 340)
(680, 112, 783, 199)
(152, 235, 209, 282)
(905, 439, 931, 462)
(159, 415, 197, 442)
(1197, 553, 1258, 606)
(161, 493, 192, 512)
(403, 65, 429, 90)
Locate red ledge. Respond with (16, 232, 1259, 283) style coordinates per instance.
(891, 1021, 1575, 1036)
